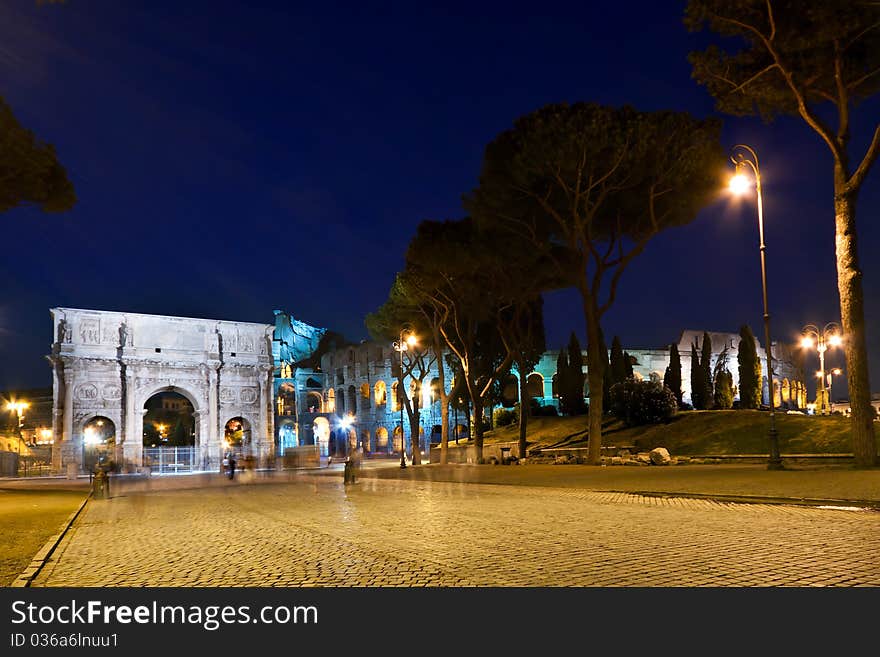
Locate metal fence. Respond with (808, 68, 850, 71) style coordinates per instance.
(143, 447, 200, 474)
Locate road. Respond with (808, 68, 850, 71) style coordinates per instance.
(30, 472, 880, 587)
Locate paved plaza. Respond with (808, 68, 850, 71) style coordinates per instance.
(31, 470, 880, 587)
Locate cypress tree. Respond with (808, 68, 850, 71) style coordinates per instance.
(566, 332, 587, 415)
(623, 351, 634, 380)
(713, 346, 734, 409)
(664, 343, 683, 406)
(737, 325, 761, 409)
(700, 331, 714, 409)
(610, 336, 627, 386)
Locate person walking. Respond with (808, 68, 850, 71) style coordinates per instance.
(224, 451, 236, 480)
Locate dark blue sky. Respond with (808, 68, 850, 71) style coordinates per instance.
(2, 1, 878, 398)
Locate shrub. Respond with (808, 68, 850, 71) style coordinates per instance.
(493, 408, 518, 427)
(531, 402, 559, 417)
(608, 379, 677, 426)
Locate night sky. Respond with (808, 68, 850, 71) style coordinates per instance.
(2, 1, 878, 399)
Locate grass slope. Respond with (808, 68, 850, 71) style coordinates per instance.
(481, 410, 868, 455)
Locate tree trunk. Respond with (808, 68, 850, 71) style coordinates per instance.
(468, 380, 484, 463)
(518, 364, 530, 459)
(409, 406, 421, 465)
(430, 330, 449, 464)
(833, 183, 877, 467)
(582, 295, 604, 465)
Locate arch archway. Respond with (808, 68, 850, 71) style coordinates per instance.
(142, 390, 198, 473)
(393, 425, 404, 452)
(82, 416, 116, 472)
(527, 373, 544, 399)
(348, 386, 357, 415)
(277, 421, 297, 452)
(142, 390, 196, 447)
(313, 416, 330, 456)
(326, 388, 336, 413)
(336, 388, 345, 415)
(277, 383, 296, 416)
(374, 380, 387, 406)
(501, 374, 518, 407)
(376, 427, 389, 450)
(224, 416, 252, 456)
(306, 391, 323, 413)
(360, 429, 371, 452)
(391, 382, 400, 412)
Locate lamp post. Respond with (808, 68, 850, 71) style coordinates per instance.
(800, 323, 843, 415)
(729, 145, 782, 470)
(827, 368, 842, 410)
(393, 326, 418, 469)
(6, 401, 28, 456)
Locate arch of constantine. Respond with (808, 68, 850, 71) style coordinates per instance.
(48, 308, 275, 473)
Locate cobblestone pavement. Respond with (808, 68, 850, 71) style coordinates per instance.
(31, 475, 880, 587)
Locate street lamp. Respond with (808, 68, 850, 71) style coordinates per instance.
(729, 145, 782, 470)
(827, 368, 842, 409)
(800, 323, 843, 415)
(393, 326, 418, 469)
(6, 401, 29, 456)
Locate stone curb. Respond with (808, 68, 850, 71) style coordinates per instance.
(616, 489, 880, 510)
(11, 491, 92, 587)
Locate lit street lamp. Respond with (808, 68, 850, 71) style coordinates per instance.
(6, 401, 29, 456)
(826, 367, 843, 411)
(800, 323, 843, 415)
(729, 144, 782, 470)
(393, 326, 417, 469)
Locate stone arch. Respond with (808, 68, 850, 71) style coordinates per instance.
(82, 415, 117, 472)
(781, 378, 791, 403)
(376, 426, 389, 450)
(306, 391, 323, 413)
(501, 374, 519, 407)
(223, 415, 254, 455)
(326, 388, 336, 413)
(277, 420, 297, 451)
(347, 385, 357, 415)
(552, 373, 558, 398)
(336, 388, 345, 415)
(429, 377, 441, 406)
(453, 424, 468, 441)
(313, 416, 330, 456)
(360, 429, 371, 452)
(393, 424, 404, 452)
(391, 381, 400, 412)
(138, 384, 202, 414)
(527, 373, 544, 399)
(374, 380, 387, 406)
(277, 382, 296, 416)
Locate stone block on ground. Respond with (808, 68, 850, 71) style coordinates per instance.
(649, 447, 671, 465)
